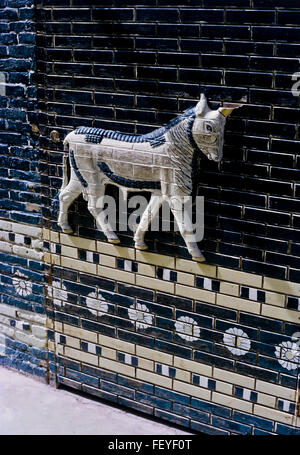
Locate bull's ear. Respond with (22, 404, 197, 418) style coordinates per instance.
(195, 93, 209, 117)
(219, 103, 243, 118)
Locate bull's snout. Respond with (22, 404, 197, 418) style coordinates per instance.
(212, 154, 222, 162)
(206, 150, 222, 162)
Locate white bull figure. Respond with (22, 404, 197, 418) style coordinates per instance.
(57, 94, 240, 262)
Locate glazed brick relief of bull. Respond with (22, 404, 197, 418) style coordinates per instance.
(0, 0, 300, 436)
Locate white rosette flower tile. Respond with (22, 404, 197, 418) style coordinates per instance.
(175, 316, 200, 342)
(223, 327, 251, 356)
(85, 291, 109, 316)
(12, 270, 32, 298)
(97, 291, 109, 314)
(47, 282, 69, 307)
(275, 341, 300, 371)
(128, 302, 154, 330)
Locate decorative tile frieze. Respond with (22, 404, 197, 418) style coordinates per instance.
(156, 267, 178, 282)
(277, 399, 296, 415)
(117, 258, 138, 273)
(286, 296, 300, 312)
(192, 374, 216, 391)
(118, 352, 138, 367)
(240, 286, 266, 303)
(155, 362, 176, 378)
(80, 340, 102, 356)
(233, 386, 258, 403)
(79, 249, 100, 264)
(196, 276, 220, 292)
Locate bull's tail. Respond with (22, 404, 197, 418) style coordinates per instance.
(64, 133, 89, 201)
(62, 135, 71, 189)
(61, 153, 70, 190)
(51, 142, 71, 217)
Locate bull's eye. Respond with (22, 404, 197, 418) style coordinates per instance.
(206, 124, 213, 133)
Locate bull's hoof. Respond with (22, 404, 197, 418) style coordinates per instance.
(135, 243, 148, 251)
(58, 223, 73, 234)
(108, 238, 121, 244)
(62, 228, 73, 234)
(192, 255, 206, 263)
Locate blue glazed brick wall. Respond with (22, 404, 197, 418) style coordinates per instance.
(44, 238, 300, 435)
(0, 1, 48, 380)
(36, 0, 300, 284)
(0, 0, 42, 227)
(0, 0, 299, 436)
(0, 220, 48, 380)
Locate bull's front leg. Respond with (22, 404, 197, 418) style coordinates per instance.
(169, 196, 205, 262)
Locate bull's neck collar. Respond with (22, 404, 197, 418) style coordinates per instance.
(186, 114, 202, 155)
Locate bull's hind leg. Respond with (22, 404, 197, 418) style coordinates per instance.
(134, 194, 163, 250)
(88, 187, 120, 244)
(169, 196, 205, 262)
(57, 179, 82, 234)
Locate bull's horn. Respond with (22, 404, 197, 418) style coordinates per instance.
(219, 103, 243, 117)
(219, 108, 234, 117)
(195, 93, 209, 116)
